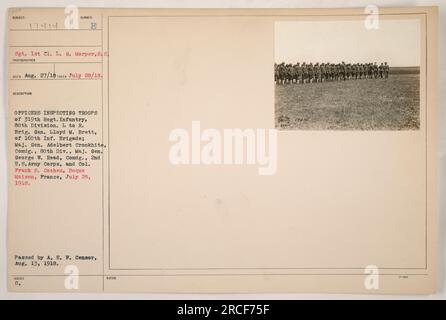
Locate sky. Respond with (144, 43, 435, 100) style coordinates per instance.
(275, 19, 420, 67)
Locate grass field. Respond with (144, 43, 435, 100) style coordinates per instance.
(275, 73, 420, 130)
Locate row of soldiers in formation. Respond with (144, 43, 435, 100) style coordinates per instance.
(274, 62, 390, 84)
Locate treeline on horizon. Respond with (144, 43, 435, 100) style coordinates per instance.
(389, 66, 420, 74)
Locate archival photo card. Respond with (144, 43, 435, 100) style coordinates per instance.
(7, 7, 437, 294)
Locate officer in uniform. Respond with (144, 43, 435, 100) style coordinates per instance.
(294, 62, 302, 84)
(359, 63, 364, 79)
(301, 62, 308, 83)
(308, 63, 314, 83)
(314, 63, 320, 83)
(335, 63, 341, 81)
(373, 62, 379, 78)
(320, 63, 326, 82)
(384, 62, 390, 78)
(378, 63, 384, 78)
(340, 62, 346, 81)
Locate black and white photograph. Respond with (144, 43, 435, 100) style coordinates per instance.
(275, 19, 421, 130)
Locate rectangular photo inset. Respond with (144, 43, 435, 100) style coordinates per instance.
(274, 19, 421, 130)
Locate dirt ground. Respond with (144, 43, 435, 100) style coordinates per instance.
(275, 73, 420, 130)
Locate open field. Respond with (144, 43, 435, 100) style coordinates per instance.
(275, 73, 420, 130)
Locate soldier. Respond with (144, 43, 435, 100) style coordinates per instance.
(367, 63, 372, 79)
(287, 63, 293, 83)
(320, 63, 326, 82)
(314, 63, 321, 83)
(319, 63, 325, 82)
(327, 63, 334, 81)
(340, 62, 346, 81)
(373, 62, 378, 78)
(335, 63, 340, 81)
(294, 62, 302, 84)
(326, 63, 331, 81)
(302, 62, 308, 83)
(347, 63, 353, 80)
(308, 63, 314, 83)
(354, 64, 359, 80)
(278, 62, 286, 84)
(359, 63, 364, 79)
(289, 63, 296, 83)
(283, 63, 289, 84)
(384, 62, 390, 78)
(378, 63, 384, 78)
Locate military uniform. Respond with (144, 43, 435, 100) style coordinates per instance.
(308, 63, 314, 82)
(302, 63, 308, 83)
(378, 63, 384, 78)
(384, 62, 389, 78)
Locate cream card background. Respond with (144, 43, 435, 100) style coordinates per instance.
(2, 1, 444, 297)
